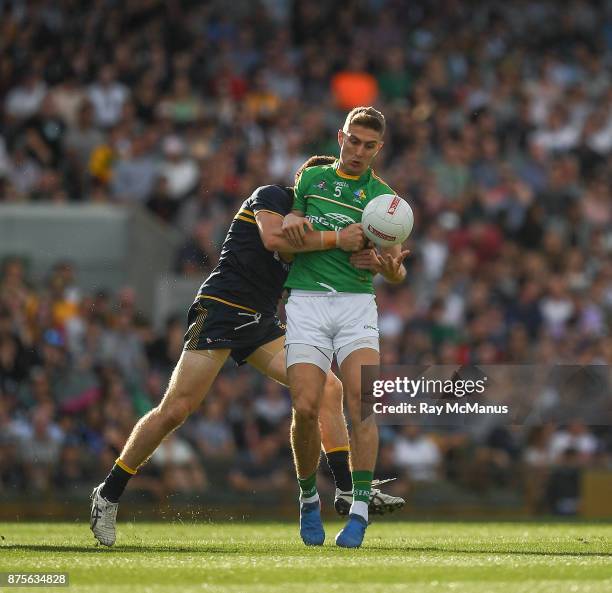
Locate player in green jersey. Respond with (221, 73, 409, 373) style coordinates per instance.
(281, 107, 409, 548)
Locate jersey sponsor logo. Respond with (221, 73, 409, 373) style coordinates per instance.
(364, 324, 379, 332)
(308, 212, 356, 230)
(367, 224, 397, 242)
(333, 180, 349, 188)
(314, 180, 327, 190)
(387, 196, 400, 215)
(326, 212, 356, 226)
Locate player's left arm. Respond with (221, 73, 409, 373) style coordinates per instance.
(350, 244, 409, 283)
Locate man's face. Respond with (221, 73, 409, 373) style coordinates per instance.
(337, 124, 383, 176)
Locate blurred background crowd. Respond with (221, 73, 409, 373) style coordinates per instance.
(1, 0, 611, 515)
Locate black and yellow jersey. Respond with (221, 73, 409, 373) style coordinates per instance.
(197, 185, 293, 316)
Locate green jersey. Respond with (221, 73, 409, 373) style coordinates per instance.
(285, 161, 394, 294)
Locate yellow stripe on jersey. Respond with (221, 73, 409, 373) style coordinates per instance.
(197, 294, 258, 314)
(184, 302, 209, 351)
(335, 169, 360, 180)
(305, 194, 364, 213)
(234, 208, 255, 220)
(235, 214, 257, 224)
(254, 209, 283, 218)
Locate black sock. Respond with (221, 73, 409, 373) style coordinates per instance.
(100, 463, 134, 502)
(325, 449, 352, 492)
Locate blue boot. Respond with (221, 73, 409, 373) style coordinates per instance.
(300, 500, 325, 546)
(335, 513, 367, 548)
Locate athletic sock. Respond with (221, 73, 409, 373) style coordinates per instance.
(350, 470, 373, 522)
(298, 472, 319, 504)
(99, 459, 137, 503)
(325, 448, 352, 492)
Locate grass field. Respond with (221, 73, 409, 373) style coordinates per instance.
(0, 521, 611, 593)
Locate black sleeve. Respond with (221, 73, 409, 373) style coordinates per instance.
(250, 185, 293, 217)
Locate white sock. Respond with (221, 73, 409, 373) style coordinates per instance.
(349, 500, 368, 522)
(300, 492, 320, 505)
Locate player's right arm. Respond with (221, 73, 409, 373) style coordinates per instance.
(256, 211, 364, 253)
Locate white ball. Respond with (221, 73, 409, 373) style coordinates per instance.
(361, 194, 414, 247)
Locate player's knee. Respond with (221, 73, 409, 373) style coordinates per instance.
(158, 393, 195, 429)
(292, 398, 319, 423)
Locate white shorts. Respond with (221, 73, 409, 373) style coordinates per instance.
(285, 290, 380, 371)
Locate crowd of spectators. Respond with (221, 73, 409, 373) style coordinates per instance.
(1, 0, 611, 513)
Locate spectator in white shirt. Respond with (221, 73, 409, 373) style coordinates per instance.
(393, 424, 441, 482)
(4, 72, 47, 122)
(549, 420, 598, 463)
(540, 276, 574, 337)
(158, 136, 199, 200)
(531, 105, 582, 154)
(88, 65, 129, 129)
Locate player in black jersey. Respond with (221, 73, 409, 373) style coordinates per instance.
(90, 156, 403, 546)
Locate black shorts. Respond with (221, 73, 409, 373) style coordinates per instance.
(183, 297, 286, 365)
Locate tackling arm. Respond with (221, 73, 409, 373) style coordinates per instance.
(255, 211, 364, 254)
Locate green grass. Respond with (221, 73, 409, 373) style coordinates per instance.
(1, 521, 611, 593)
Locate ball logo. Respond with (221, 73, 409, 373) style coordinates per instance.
(368, 224, 397, 242)
(386, 196, 400, 215)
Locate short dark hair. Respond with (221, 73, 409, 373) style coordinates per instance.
(343, 106, 386, 136)
(294, 155, 336, 185)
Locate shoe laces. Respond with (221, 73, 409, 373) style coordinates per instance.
(371, 477, 396, 487)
